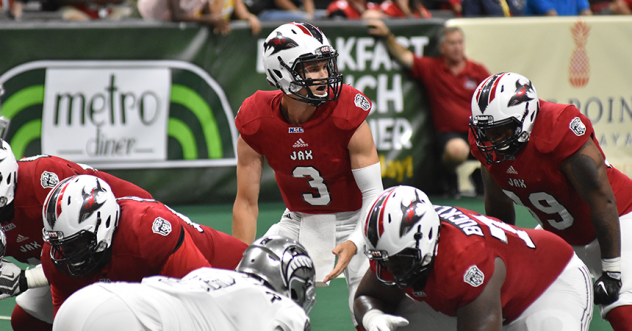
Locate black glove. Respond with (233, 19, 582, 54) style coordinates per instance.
(0, 258, 27, 298)
(594, 271, 622, 305)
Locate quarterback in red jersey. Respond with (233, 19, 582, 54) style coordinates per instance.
(469, 72, 632, 330)
(233, 22, 383, 328)
(0, 140, 152, 331)
(354, 186, 593, 331)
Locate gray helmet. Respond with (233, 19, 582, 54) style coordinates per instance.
(236, 235, 316, 313)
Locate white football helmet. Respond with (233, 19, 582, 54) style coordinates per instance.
(0, 139, 18, 210)
(42, 175, 120, 277)
(470, 72, 539, 164)
(236, 235, 316, 313)
(262, 22, 342, 106)
(361, 186, 440, 289)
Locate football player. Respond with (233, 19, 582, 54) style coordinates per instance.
(52, 236, 314, 331)
(469, 72, 632, 330)
(0, 174, 248, 328)
(0, 139, 152, 331)
(354, 185, 593, 331)
(232, 22, 383, 329)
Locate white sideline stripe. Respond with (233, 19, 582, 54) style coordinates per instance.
(0, 315, 10, 320)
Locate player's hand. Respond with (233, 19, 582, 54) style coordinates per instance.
(362, 309, 409, 331)
(0, 258, 27, 298)
(323, 240, 356, 283)
(594, 271, 621, 305)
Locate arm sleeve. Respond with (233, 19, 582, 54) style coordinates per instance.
(348, 162, 383, 252)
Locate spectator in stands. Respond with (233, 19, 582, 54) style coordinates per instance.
(462, 0, 525, 16)
(242, 0, 325, 20)
(326, 0, 378, 19)
(422, 0, 462, 17)
(366, 19, 490, 198)
(524, 0, 592, 15)
(368, 0, 433, 17)
(8, 0, 131, 20)
(137, 0, 231, 35)
(589, 0, 631, 14)
(211, 0, 262, 35)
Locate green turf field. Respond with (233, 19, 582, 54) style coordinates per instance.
(0, 196, 613, 330)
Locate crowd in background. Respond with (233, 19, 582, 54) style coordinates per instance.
(0, 0, 630, 28)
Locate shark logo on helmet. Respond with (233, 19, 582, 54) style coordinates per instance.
(264, 32, 299, 56)
(507, 79, 535, 107)
(78, 178, 107, 224)
(399, 195, 426, 237)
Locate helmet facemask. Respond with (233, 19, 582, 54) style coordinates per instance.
(470, 115, 528, 164)
(44, 227, 111, 277)
(284, 46, 343, 107)
(367, 245, 435, 290)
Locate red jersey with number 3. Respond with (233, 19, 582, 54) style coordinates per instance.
(4, 155, 152, 264)
(372, 206, 573, 322)
(469, 101, 632, 245)
(42, 198, 247, 315)
(236, 85, 371, 214)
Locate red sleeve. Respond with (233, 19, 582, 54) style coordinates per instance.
(159, 229, 212, 278)
(533, 103, 592, 163)
(92, 170, 153, 200)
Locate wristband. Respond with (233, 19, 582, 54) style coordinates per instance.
(25, 265, 48, 288)
(362, 309, 385, 329)
(602, 257, 621, 273)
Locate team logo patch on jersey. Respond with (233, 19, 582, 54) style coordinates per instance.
(464, 265, 485, 287)
(569, 117, 586, 136)
(152, 217, 172, 236)
(40, 171, 60, 189)
(354, 94, 370, 111)
(289, 127, 304, 133)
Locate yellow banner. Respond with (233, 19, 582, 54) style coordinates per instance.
(448, 17, 632, 176)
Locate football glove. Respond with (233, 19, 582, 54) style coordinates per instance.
(362, 309, 409, 331)
(594, 271, 621, 305)
(0, 258, 27, 298)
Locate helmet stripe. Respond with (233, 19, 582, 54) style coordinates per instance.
(476, 72, 507, 113)
(365, 187, 396, 247)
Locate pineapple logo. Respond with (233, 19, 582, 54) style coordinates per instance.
(569, 20, 591, 88)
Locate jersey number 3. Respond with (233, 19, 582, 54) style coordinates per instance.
(293, 166, 331, 206)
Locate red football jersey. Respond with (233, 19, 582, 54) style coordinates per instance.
(236, 85, 370, 214)
(411, 56, 490, 133)
(469, 101, 632, 245)
(5, 155, 152, 264)
(42, 198, 245, 314)
(372, 206, 573, 323)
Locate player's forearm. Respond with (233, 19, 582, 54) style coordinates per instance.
(232, 203, 258, 244)
(592, 208, 621, 259)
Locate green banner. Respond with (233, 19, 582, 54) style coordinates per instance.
(0, 20, 445, 205)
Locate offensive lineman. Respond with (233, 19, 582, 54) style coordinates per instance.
(354, 186, 593, 331)
(0, 140, 152, 331)
(232, 22, 383, 328)
(52, 236, 314, 331)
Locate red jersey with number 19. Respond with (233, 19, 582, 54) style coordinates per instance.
(236, 85, 371, 214)
(469, 101, 632, 245)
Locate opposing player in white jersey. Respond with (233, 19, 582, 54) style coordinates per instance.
(52, 235, 315, 331)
